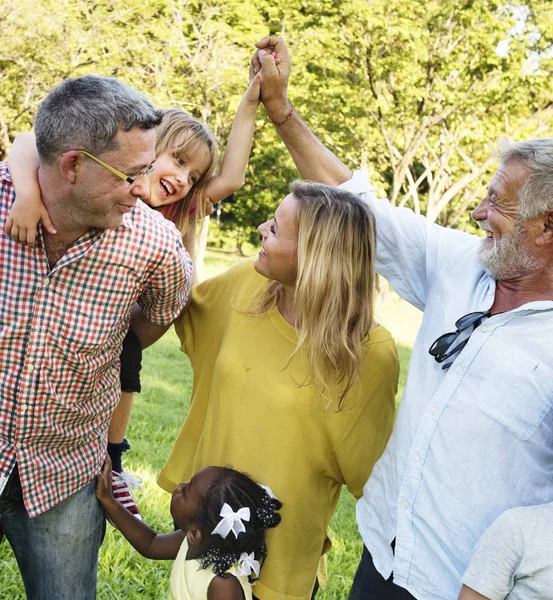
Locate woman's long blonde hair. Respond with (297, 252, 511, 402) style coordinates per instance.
(155, 108, 219, 233)
(253, 181, 377, 408)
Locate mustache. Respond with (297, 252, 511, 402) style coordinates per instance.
(477, 220, 492, 233)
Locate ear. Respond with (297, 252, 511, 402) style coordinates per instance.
(59, 151, 81, 184)
(535, 209, 553, 247)
(186, 526, 203, 547)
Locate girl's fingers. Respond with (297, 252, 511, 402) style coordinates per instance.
(18, 227, 28, 246)
(26, 228, 36, 249)
(41, 212, 57, 235)
(250, 50, 262, 76)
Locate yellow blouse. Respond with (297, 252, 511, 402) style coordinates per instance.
(159, 258, 398, 600)
(168, 537, 252, 600)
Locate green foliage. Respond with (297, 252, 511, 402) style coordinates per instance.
(2, 0, 553, 236)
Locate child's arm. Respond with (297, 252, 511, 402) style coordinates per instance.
(207, 575, 246, 600)
(5, 133, 57, 247)
(96, 458, 185, 560)
(203, 72, 262, 204)
(457, 585, 491, 600)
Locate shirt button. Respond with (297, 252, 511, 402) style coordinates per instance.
(21, 403, 28, 412)
(43, 277, 51, 287)
(403, 501, 409, 509)
(487, 289, 494, 296)
(413, 454, 420, 462)
(479, 325, 487, 333)
(16, 442, 23, 449)
(455, 366, 462, 373)
(430, 408, 437, 416)
(27, 364, 35, 373)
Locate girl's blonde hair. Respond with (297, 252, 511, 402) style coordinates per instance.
(155, 108, 219, 233)
(253, 181, 377, 409)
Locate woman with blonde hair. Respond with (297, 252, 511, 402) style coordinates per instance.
(158, 180, 399, 600)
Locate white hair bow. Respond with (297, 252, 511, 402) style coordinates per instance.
(211, 503, 250, 539)
(237, 552, 260, 578)
(258, 483, 278, 500)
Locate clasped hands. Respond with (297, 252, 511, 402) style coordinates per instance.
(250, 36, 293, 125)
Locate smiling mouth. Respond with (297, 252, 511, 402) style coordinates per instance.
(160, 179, 175, 197)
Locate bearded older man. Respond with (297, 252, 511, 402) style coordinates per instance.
(252, 37, 553, 600)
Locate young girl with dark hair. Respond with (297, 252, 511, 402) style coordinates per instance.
(96, 460, 281, 600)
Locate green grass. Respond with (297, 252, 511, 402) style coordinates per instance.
(0, 249, 421, 599)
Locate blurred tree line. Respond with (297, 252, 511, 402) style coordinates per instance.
(1, 0, 553, 251)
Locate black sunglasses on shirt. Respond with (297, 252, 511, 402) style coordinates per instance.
(428, 310, 491, 370)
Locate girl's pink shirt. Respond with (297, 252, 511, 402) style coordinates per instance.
(159, 202, 179, 223)
(158, 195, 198, 224)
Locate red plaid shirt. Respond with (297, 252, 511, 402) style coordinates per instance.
(0, 163, 192, 517)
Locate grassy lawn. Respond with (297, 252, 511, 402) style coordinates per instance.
(0, 249, 421, 599)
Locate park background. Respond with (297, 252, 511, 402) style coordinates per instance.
(1, 0, 553, 597)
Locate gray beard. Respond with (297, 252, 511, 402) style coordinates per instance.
(476, 220, 544, 280)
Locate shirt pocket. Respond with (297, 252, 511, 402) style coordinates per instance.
(476, 343, 553, 441)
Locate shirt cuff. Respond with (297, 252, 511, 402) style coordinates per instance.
(338, 169, 377, 200)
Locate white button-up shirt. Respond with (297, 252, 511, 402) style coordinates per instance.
(341, 171, 553, 600)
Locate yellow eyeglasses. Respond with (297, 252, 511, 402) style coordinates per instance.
(75, 149, 155, 184)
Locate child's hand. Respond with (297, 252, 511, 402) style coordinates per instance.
(96, 457, 114, 505)
(5, 197, 57, 249)
(243, 71, 262, 106)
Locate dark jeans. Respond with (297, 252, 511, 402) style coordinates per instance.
(0, 466, 105, 600)
(349, 545, 416, 600)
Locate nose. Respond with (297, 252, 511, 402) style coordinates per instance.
(258, 221, 268, 238)
(471, 195, 488, 222)
(131, 175, 151, 201)
(175, 166, 189, 186)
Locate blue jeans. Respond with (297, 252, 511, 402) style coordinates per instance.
(0, 466, 105, 600)
(349, 545, 417, 600)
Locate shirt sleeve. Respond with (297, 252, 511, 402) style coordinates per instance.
(462, 510, 523, 600)
(173, 257, 257, 357)
(339, 170, 478, 311)
(138, 234, 193, 326)
(333, 335, 399, 499)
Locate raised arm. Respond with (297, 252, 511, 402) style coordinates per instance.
(252, 36, 351, 186)
(203, 73, 261, 203)
(5, 132, 56, 247)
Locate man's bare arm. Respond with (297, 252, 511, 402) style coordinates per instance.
(252, 36, 352, 186)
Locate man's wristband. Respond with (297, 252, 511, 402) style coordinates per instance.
(266, 101, 295, 127)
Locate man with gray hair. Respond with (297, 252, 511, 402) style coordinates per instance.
(252, 37, 553, 600)
(0, 75, 192, 599)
